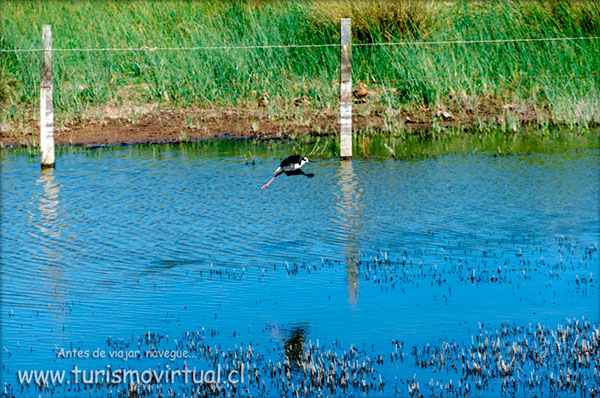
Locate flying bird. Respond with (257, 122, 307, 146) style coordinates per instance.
(261, 155, 314, 190)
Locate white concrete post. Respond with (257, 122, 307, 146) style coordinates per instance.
(40, 25, 55, 168)
(340, 18, 352, 159)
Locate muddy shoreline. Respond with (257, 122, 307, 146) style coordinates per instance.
(0, 104, 574, 148)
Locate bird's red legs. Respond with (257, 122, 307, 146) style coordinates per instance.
(261, 175, 278, 190)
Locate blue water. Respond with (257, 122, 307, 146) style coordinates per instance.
(1, 141, 598, 397)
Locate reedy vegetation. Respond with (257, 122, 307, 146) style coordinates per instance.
(1, 0, 599, 130)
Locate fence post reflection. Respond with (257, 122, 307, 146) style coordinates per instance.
(37, 168, 60, 237)
(36, 168, 65, 313)
(337, 160, 360, 305)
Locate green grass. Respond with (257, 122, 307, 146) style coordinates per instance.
(1, 0, 599, 129)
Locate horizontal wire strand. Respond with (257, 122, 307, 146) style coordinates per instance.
(4, 74, 598, 91)
(1, 36, 599, 53)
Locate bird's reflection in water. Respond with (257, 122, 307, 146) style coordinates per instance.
(282, 323, 309, 370)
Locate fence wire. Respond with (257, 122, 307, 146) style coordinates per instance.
(1, 36, 599, 53)
(4, 74, 598, 91)
(2, 36, 597, 94)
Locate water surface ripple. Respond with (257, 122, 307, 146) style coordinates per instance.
(1, 142, 598, 397)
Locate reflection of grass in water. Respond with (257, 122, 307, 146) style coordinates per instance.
(11, 126, 596, 160)
(1, 1, 599, 128)
(359, 126, 600, 159)
(294, 126, 600, 159)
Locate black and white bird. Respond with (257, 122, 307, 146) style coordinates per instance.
(261, 155, 314, 190)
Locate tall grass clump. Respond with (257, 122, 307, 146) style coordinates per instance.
(1, 0, 599, 129)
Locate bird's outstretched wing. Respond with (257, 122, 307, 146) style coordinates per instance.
(280, 155, 302, 167)
(284, 169, 314, 177)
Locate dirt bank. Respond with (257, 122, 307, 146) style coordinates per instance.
(0, 102, 552, 148)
